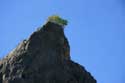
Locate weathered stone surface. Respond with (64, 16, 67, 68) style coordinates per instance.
(0, 22, 96, 83)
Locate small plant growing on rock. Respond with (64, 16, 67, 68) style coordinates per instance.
(47, 15, 68, 27)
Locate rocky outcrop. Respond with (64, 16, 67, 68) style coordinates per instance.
(0, 21, 96, 83)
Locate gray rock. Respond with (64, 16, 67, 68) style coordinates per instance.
(0, 22, 96, 83)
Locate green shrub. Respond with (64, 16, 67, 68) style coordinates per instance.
(47, 15, 68, 26)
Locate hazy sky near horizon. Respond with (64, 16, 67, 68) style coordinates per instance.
(0, 0, 124, 83)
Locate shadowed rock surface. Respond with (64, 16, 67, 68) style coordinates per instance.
(0, 22, 97, 83)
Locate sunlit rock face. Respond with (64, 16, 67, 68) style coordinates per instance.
(0, 22, 96, 83)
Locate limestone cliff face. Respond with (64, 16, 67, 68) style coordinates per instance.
(0, 22, 96, 83)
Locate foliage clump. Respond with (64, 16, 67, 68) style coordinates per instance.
(47, 15, 68, 26)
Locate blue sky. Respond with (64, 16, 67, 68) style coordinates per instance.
(0, 0, 124, 83)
